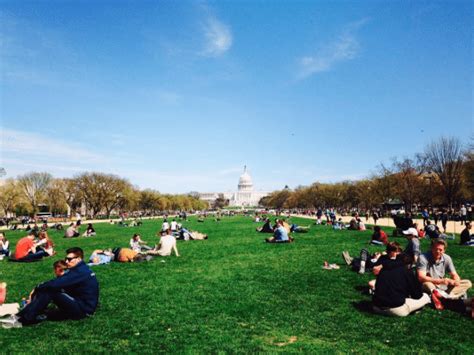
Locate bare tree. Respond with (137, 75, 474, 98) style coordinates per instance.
(423, 137, 465, 208)
(17, 172, 52, 215)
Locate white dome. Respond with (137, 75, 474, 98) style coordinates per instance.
(238, 166, 253, 191)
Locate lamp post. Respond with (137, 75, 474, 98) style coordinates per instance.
(423, 172, 433, 211)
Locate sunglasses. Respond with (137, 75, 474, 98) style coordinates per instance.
(65, 256, 77, 262)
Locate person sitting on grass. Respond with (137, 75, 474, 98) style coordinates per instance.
(82, 223, 96, 237)
(417, 238, 472, 310)
(13, 231, 48, 262)
(265, 220, 292, 243)
(0, 247, 99, 328)
(161, 219, 170, 231)
(372, 248, 431, 317)
(35, 231, 55, 257)
(402, 227, 421, 265)
(256, 218, 274, 233)
(64, 223, 79, 238)
(370, 226, 388, 245)
(130, 234, 152, 252)
(0, 233, 10, 257)
(460, 222, 474, 246)
(348, 214, 359, 230)
(148, 229, 180, 256)
(358, 218, 366, 231)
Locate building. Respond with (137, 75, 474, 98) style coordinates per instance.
(199, 166, 269, 208)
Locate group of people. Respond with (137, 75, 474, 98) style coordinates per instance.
(64, 222, 96, 238)
(0, 247, 99, 328)
(10, 230, 55, 262)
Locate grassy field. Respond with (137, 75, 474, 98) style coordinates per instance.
(0, 216, 473, 353)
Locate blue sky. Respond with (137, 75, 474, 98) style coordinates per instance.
(1, 0, 472, 193)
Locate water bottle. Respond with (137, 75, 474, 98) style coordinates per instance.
(20, 297, 27, 309)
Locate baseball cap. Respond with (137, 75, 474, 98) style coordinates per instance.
(403, 228, 418, 237)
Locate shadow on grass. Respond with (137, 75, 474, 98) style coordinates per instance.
(352, 300, 373, 315)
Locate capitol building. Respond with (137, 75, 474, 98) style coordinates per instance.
(199, 167, 269, 207)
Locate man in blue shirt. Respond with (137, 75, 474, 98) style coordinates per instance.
(1, 247, 99, 328)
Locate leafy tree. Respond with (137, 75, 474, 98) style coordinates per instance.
(0, 179, 22, 216)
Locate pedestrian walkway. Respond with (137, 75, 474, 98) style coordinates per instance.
(291, 214, 468, 234)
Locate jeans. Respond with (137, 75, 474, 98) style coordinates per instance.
(18, 289, 86, 325)
(18, 250, 48, 262)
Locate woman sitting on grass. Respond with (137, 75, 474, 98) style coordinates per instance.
(35, 231, 55, 256)
(256, 218, 273, 233)
(82, 223, 96, 237)
(0, 233, 10, 257)
(370, 226, 388, 245)
(130, 234, 152, 252)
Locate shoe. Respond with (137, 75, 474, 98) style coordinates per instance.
(358, 261, 366, 274)
(342, 251, 352, 266)
(0, 315, 22, 328)
(431, 290, 444, 310)
(0, 282, 6, 304)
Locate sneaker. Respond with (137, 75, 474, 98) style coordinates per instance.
(358, 261, 366, 274)
(431, 290, 444, 310)
(0, 315, 22, 328)
(342, 251, 352, 266)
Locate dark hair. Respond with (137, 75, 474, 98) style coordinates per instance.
(374, 226, 381, 232)
(53, 260, 68, 270)
(66, 247, 84, 259)
(386, 241, 402, 253)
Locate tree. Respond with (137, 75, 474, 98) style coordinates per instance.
(423, 137, 465, 208)
(213, 193, 229, 209)
(0, 179, 21, 216)
(17, 172, 52, 215)
(76, 172, 132, 217)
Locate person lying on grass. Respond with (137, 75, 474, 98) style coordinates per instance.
(372, 246, 431, 317)
(0, 247, 99, 328)
(417, 238, 472, 310)
(88, 248, 150, 265)
(265, 220, 293, 243)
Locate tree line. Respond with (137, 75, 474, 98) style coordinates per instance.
(260, 137, 473, 211)
(0, 172, 208, 218)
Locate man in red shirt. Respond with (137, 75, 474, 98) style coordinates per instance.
(14, 232, 47, 261)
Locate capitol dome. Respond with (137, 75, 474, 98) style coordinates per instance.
(238, 166, 253, 192)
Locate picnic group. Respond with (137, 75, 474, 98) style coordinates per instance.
(256, 210, 474, 319)
(0, 217, 206, 328)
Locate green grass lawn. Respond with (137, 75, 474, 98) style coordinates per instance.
(0, 216, 473, 353)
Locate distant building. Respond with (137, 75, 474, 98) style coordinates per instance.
(199, 166, 269, 207)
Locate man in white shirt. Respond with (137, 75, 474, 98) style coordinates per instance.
(170, 219, 178, 232)
(152, 229, 179, 257)
(161, 219, 170, 232)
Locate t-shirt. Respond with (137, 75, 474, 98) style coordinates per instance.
(15, 237, 34, 259)
(89, 252, 112, 265)
(118, 248, 138, 262)
(417, 252, 456, 290)
(157, 235, 177, 256)
(162, 222, 170, 231)
(170, 221, 178, 231)
(404, 238, 420, 259)
(274, 226, 289, 242)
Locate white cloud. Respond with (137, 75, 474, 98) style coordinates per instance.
(297, 19, 368, 79)
(1, 129, 105, 163)
(201, 15, 232, 57)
